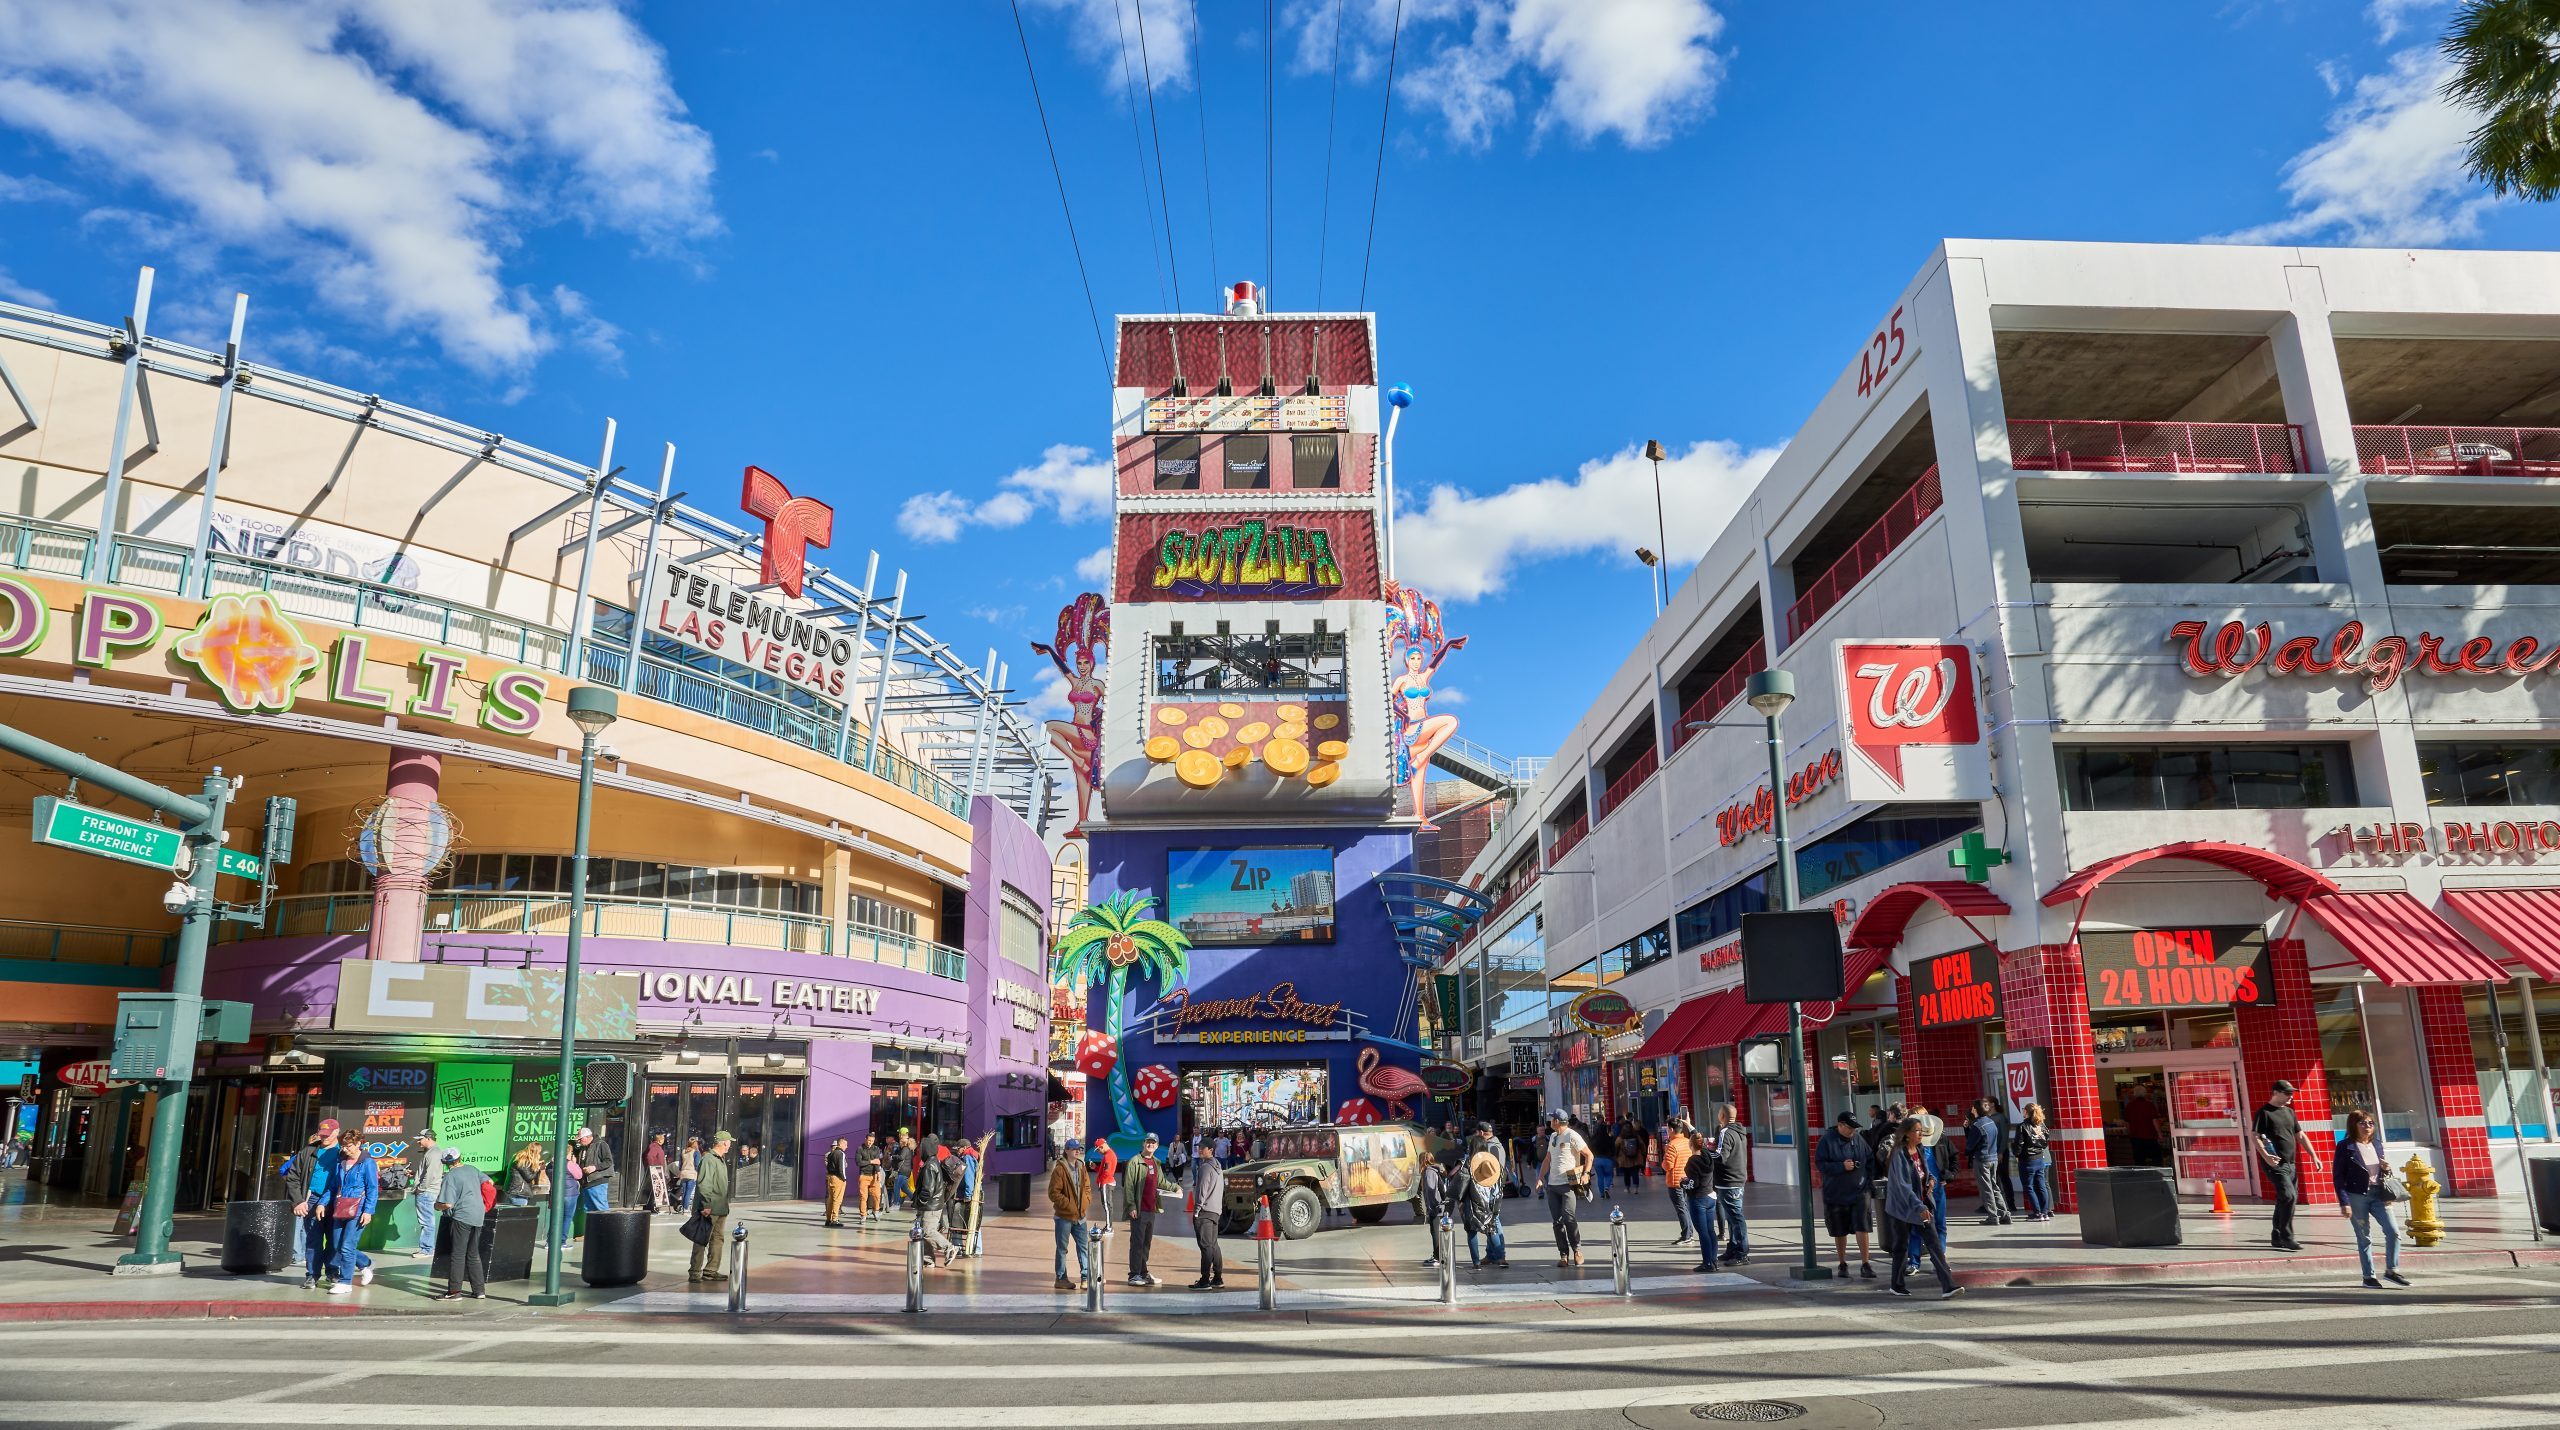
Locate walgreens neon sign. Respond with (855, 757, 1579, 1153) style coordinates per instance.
(2167, 620, 2560, 694)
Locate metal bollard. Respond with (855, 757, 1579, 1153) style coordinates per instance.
(1437, 1214, 1457, 1307)
(1608, 1205, 1630, 1297)
(904, 1225, 925, 1314)
(1083, 1220, 1108, 1313)
(727, 1222, 751, 1313)
(1255, 1235, 1276, 1311)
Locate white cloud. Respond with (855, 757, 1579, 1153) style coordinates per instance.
(899, 444, 1114, 544)
(0, 170, 73, 204)
(0, 268, 55, 308)
(551, 285, 624, 372)
(1396, 436, 1777, 601)
(1028, 0, 1196, 91)
(0, 0, 716, 374)
(1023, 663, 1074, 721)
(2367, 0, 2448, 43)
(2214, 48, 2490, 248)
(1074, 545, 1115, 584)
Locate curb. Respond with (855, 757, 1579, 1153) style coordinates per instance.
(1950, 1245, 2560, 1289)
(0, 1300, 462, 1324)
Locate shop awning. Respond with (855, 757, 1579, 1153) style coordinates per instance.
(1845, 881, 2011, 953)
(1807, 947, 1896, 1027)
(1633, 994, 1720, 1060)
(2042, 840, 2339, 906)
(2296, 890, 2509, 986)
(2441, 888, 2560, 981)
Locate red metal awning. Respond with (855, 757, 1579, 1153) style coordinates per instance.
(2442, 888, 2560, 981)
(1845, 881, 2011, 953)
(1807, 948, 1896, 1027)
(1632, 993, 1719, 1061)
(2042, 840, 2339, 906)
(2296, 890, 2509, 986)
(1684, 989, 1761, 1053)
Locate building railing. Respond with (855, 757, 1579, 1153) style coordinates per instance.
(2006, 418, 2306, 474)
(1783, 467, 1946, 645)
(226, 893, 967, 981)
(1546, 812, 1591, 866)
(0, 917, 171, 968)
(1669, 641, 1769, 753)
(1593, 744, 1660, 823)
(2353, 425, 2560, 478)
(1458, 874, 1539, 949)
(207, 552, 569, 666)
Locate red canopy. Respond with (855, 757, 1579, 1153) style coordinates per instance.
(2443, 887, 2560, 981)
(2297, 890, 2508, 986)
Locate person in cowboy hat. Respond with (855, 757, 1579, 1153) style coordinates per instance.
(1462, 1122, 1509, 1268)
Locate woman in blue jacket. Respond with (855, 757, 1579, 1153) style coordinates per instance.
(1882, 1117, 1961, 1300)
(2331, 1108, 2408, 1289)
(294, 1129, 380, 1293)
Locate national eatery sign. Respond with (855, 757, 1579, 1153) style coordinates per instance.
(2168, 619, 2560, 694)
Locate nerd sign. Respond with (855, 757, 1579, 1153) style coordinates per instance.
(1835, 640, 1989, 803)
(2080, 926, 2273, 1012)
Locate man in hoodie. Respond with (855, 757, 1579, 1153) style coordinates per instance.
(431, 1149, 493, 1301)
(1124, 1133, 1166, 1287)
(573, 1126, 615, 1219)
(1182, 1141, 1226, 1290)
(408, 1128, 445, 1260)
(912, 1135, 958, 1266)
(1049, 1137, 1096, 1289)
(1966, 1099, 2013, 1227)
(687, 1132, 735, 1283)
(1707, 1104, 1750, 1266)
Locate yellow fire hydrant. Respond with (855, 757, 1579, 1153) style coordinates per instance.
(2402, 1154, 2444, 1247)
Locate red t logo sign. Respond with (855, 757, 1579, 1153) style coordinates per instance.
(740, 465, 834, 599)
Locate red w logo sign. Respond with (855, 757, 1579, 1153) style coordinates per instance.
(740, 466, 834, 600)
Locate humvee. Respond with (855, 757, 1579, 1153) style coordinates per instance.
(1216, 1121, 1446, 1239)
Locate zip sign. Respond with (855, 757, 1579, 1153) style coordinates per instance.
(30, 797, 182, 871)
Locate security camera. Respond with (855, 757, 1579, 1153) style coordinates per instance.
(162, 880, 198, 916)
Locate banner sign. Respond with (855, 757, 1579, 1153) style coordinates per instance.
(1114, 510, 1380, 603)
(1509, 1040, 1544, 1078)
(1834, 639, 1988, 803)
(1144, 392, 1349, 433)
(2079, 926, 2273, 1012)
(331, 962, 640, 1041)
(1910, 945, 2002, 1030)
(637, 556, 858, 701)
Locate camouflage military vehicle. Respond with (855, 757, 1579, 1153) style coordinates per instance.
(1216, 1121, 1446, 1239)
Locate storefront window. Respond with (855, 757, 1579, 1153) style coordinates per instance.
(2057, 743, 2357, 811)
(1817, 1018, 1904, 1125)
(1611, 922, 1671, 974)
(1676, 806, 1984, 950)
(1749, 1077, 1794, 1147)
(2418, 742, 2560, 806)
(2463, 986, 2552, 1140)
(2359, 987, 2440, 1146)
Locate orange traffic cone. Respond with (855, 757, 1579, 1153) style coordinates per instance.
(1252, 1194, 1277, 1241)
(2210, 1179, 2231, 1215)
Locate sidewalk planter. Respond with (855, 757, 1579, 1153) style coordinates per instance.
(580, 1208, 650, 1287)
(219, 1200, 296, 1274)
(997, 1172, 1031, 1213)
(484, 1203, 541, 1282)
(2076, 1167, 2182, 1248)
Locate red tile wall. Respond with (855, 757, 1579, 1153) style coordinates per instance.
(2234, 938, 2333, 1199)
(2416, 985, 2496, 1196)
(2001, 944, 2106, 1213)
(1897, 972, 1987, 1193)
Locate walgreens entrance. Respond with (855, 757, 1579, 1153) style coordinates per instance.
(2092, 1039, 2251, 1199)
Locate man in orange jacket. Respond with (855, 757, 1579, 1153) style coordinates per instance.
(1661, 1121, 1700, 1247)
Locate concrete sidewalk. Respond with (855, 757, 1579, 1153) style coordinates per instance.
(0, 1180, 2549, 1321)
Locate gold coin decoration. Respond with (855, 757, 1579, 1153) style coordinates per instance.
(1313, 712, 1341, 731)
(1156, 706, 1188, 726)
(1275, 724, 1306, 744)
(1263, 737, 1310, 776)
(1223, 746, 1252, 768)
(1145, 735, 1180, 762)
(1316, 739, 1349, 759)
(1305, 760, 1341, 787)
(1277, 703, 1307, 723)
(1197, 716, 1230, 738)
(1218, 702, 1245, 718)
(1182, 725, 1214, 749)
(1237, 721, 1271, 744)
(1175, 749, 1223, 788)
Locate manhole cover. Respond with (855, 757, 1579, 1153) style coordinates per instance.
(1691, 1405, 1807, 1424)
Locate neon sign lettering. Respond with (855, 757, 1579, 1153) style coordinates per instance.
(1150, 519, 1344, 597)
(1155, 980, 1345, 1033)
(1715, 749, 1842, 847)
(2168, 619, 2560, 694)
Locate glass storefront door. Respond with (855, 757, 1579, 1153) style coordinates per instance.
(2166, 1062, 2250, 1197)
(727, 1080, 804, 1200)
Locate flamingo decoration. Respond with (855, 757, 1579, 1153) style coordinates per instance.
(1356, 1045, 1430, 1122)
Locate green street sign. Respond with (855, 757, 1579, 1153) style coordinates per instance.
(31, 797, 181, 872)
(216, 846, 263, 881)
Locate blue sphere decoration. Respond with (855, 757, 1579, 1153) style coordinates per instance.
(1387, 382, 1414, 409)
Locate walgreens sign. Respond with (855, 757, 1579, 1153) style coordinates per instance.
(2168, 619, 2560, 693)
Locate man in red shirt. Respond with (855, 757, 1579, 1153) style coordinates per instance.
(1125, 1133, 1165, 1287)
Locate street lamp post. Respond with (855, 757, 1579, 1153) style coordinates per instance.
(1744, 669, 1828, 1282)
(1642, 439, 1671, 612)
(531, 685, 618, 1308)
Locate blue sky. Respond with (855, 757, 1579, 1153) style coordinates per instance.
(2, 0, 2554, 766)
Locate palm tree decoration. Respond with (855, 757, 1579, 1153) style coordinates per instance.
(1052, 890, 1192, 1152)
(2443, 0, 2560, 200)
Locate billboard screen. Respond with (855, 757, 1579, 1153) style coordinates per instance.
(1165, 846, 1337, 945)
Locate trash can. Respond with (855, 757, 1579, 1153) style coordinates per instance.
(997, 1172, 1031, 1213)
(580, 1208, 651, 1287)
(485, 1203, 541, 1282)
(2529, 1153, 2560, 1236)
(221, 1199, 297, 1274)
(2076, 1166, 2182, 1248)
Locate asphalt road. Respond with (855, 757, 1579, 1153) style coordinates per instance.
(3, 1269, 2558, 1429)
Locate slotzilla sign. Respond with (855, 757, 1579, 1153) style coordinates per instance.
(332, 962, 639, 1040)
(1114, 510, 1381, 603)
(636, 556, 858, 700)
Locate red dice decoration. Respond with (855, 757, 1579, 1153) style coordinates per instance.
(1074, 1030, 1118, 1080)
(1335, 1097, 1381, 1126)
(1133, 1064, 1178, 1110)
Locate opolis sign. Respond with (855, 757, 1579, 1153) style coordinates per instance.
(1834, 640, 1989, 803)
(2168, 619, 2560, 693)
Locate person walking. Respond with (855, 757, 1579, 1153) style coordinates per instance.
(1966, 1100, 2013, 1227)
(1183, 1141, 1226, 1290)
(890, 1127, 916, 1209)
(572, 1125, 615, 1225)
(1816, 1112, 1877, 1279)
(1049, 1137, 1096, 1289)
(1679, 1126, 1717, 1272)
(431, 1149, 493, 1301)
(2332, 1109, 2409, 1289)
(1125, 1133, 1166, 1286)
(912, 1135, 959, 1267)
(644, 1133, 671, 1213)
(1883, 1116, 1960, 1300)
(674, 1136, 700, 1215)
(822, 1136, 849, 1228)
(687, 1132, 736, 1283)
(1661, 1120, 1698, 1247)
(855, 1133, 884, 1223)
(1615, 1125, 1646, 1193)
(2017, 1104, 2054, 1221)
(1707, 1104, 1750, 1266)
(407, 1128, 445, 1261)
(2255, 1079, 2319, 1252)
(296, 1128, 379, 1295)
(1590, 1118, 1617, 1199)
(1462, 1129, 1509, 1268)
(1090, 1137, 1121, 1226)
(1538, 1111, 1592, 1268)
(276, 1126, 327, 1273)
(1417, 1148, 1458, 1269)
(1905, 1112, 1948, 1273)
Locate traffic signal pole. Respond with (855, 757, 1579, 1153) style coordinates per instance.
(0, 721, 230, 1274)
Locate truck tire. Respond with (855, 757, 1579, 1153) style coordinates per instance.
(1275, 1184, 1323, 1240)
(1347, 1204, 1390, 1225)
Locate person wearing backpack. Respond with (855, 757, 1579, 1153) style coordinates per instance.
(1815, 1112, 1876, 1280)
